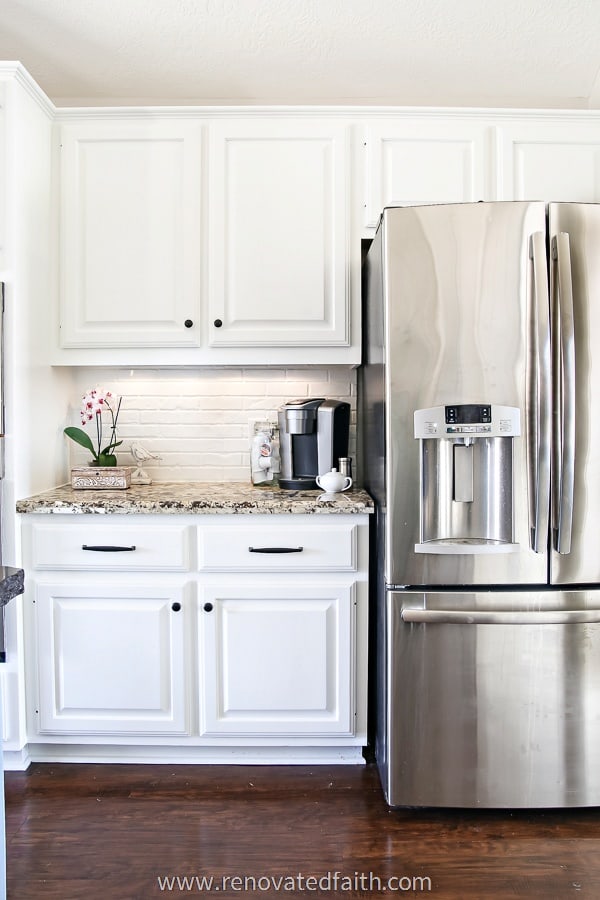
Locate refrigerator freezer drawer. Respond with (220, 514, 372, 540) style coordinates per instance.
(385, 589, 600, 808)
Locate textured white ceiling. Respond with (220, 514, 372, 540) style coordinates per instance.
(1, 0, 600, 108)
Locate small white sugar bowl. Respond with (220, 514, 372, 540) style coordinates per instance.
(315, 468, 353, 493)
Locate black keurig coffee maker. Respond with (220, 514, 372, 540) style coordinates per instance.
(278, 398, 350, 490)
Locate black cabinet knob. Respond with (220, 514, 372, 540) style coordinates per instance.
(184, 319, 193, 328)
(213, 319, 223, 328)
(171, 602, 182, 612)
(203, 602, 214, 613)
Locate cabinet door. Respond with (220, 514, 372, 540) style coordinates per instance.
(199, 582, 355, 736)
(207, 119, 350, 347)
(59, 119, 203, 348)
(364, 117, 491, 230)
(498, 119, 600, 201)
(32, 581, 191, 735)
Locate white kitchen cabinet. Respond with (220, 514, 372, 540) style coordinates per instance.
(23, 517, 195, 739)
(58, 118, 204, 349)
(199, 582, 355, 737)
(18, 511, 370, 764)
(31, 581, 191, 736)
(207, 118, 352, 350)
(196, 516, 365, 739)
(363, 115, 493, 230)
(53, 107, 600, 365)
(55, 113, 360, 365)
(497, 117, 600, 201)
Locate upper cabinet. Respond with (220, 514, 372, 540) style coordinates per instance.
(51, 103, 600, 366)
(496, 117, 600, 202)
(56, 114, 359, 365)
(363, 116, 493, 231)
(59, 118, 204, 350)
(207, 119, 351, 349)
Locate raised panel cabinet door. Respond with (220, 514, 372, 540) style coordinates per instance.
(364, 117, 491, 229)
(498, 118, 600, 201)
(32, 581, 191, 735)
(207, 119, 351, 347)
(59, 119, 203, 348)
(199, 582, 356, 736)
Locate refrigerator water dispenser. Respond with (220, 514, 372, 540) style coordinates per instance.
(414, 404, 521, 553)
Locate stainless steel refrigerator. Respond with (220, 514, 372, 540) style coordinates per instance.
(361, 201, 600, 808)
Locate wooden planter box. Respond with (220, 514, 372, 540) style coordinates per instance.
(71, 466, 132, 490)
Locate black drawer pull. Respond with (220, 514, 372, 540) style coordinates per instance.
(82, 545, 137, 552)
(203, 602, 214, 612)
(248, 546, 304, 554)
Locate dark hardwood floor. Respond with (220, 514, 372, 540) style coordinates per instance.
(5, 761, 600, 899)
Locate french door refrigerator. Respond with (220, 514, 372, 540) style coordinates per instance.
(361, 201, 600, 808)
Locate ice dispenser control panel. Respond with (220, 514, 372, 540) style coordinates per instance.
(414, 404, 520, 439)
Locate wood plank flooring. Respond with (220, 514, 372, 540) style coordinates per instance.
(5, 761, 600, 899)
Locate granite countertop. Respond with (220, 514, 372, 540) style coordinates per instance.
(16, 481, 374, 516)
(0, 566, 24, 606)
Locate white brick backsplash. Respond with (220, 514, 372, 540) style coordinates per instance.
(65, 367, 357, 482)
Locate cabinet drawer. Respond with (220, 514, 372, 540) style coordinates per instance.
(198, 522, 358, 571)
(29, 523, 193, 571)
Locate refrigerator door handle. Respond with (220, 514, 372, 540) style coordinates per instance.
(551, 232, 576, 554)
(528, 233, 551, 552)
(402, 607, 600, 625)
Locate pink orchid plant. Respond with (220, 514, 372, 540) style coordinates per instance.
(64, 387, 123, 467)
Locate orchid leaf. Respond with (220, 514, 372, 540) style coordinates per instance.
(64, 426, 96, 456)
(96, 453, 117, 467)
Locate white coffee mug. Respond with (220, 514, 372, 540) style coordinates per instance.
(315, 468, 353, 493)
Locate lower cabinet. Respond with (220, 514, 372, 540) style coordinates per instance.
(32, 581, 191, 736)
(18, 513, 369, 765)
(199, 583, 355, 736)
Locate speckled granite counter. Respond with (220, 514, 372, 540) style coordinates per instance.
(16, 482, 374, 516)
(0, 567, 24, 606)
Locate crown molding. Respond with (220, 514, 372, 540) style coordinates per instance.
(2, 61, 600, 124)
(0, 61, 55, 119)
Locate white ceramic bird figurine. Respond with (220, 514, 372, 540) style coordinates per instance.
(130, 442, 162, 485)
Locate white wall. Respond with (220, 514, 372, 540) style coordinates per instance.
(65, 366, 357, 482)
(1, 72, 73, 565)
(0, 71, 77, 755)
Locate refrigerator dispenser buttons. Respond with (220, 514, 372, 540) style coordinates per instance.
(444, 403, 491, 425)
(414, 404, 521, 554)
(415, 404, 520, 441)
